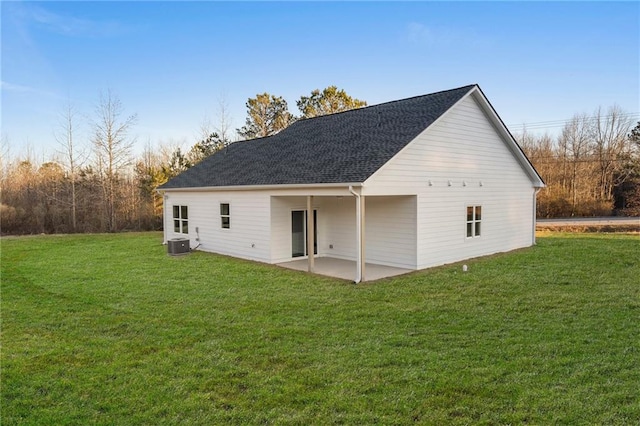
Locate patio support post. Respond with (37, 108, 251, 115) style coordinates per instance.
(349, 185, 365, 283)
(307, 195, 315, 273)
(360, 194, 366, 282)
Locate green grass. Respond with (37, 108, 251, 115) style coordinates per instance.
(2, 232, 639, 425)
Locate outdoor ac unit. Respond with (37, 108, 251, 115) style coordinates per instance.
(168, 238, 190, 255)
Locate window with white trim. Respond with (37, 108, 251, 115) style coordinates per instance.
(220, 203, 230, 229)
(466, 205, 481, 238)
(173, 205, 188, 234)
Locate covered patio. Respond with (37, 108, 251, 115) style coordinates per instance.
(271, 192, 417, 283)
(277, 257, 412, 282)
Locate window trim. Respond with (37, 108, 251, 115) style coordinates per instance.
(173, 205, 189, 235)
(466, 205, 482, 239)
(220, 203, 230, 229)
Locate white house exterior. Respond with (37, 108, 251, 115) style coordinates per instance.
(159, 85, 544, 282)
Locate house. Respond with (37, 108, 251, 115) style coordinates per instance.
(158, 84, 544, 282)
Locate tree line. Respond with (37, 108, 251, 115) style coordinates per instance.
(0, 86, 366, 235)
(2, 88, 638, 235)
(516, 107, 639, 217)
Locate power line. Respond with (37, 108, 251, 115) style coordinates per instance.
(507, 112, 640, 131)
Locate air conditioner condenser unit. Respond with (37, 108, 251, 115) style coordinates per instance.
(168, 238, 190, 255)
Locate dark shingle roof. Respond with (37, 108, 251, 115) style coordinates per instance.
(160, 84, 476, 189)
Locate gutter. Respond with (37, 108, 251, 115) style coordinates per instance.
(349, 185, 362, 284)
(158, 182, 363, 193)
(159, 190, 168, 245)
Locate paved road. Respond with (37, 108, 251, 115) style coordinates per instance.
(537, 217, 640, 226)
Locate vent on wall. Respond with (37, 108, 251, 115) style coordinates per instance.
(168, 238, 190, 255)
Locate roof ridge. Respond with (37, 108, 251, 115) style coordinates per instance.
(160, 84, 480, 189)
(295, 83, 478, 123)
(235, 84, 478, 142)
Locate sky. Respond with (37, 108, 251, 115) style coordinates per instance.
(2, 1, 639, 161)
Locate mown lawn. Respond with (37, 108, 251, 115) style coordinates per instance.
(2, 232, 639, 424)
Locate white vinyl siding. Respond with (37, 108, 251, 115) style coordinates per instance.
(317, 197, 357, 262)
(165, 191, 271, 262)
(270, 197, 291, 263)
(271, 196, 311, 263)
(364, 196, 417, 269)
(366, 93, 535, 269)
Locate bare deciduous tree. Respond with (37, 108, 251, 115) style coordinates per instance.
(516, 106, 636, 217)
(92, 90, 138, 232)
(55, 102, 84, 232)
(561, 113, 592, 214)
(592, 105, 634, 201)
(214, 93, 234, 144)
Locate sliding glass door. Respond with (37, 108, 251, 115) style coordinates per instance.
(291, 210, 317, 258)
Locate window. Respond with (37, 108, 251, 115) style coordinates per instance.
(220, 203, 230, 229)
(173, 205, 188, 234)
(466, 205, 481, 238)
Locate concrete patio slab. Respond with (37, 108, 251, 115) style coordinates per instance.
(277, 257, 412, 282)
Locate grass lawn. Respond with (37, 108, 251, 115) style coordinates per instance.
(2, 232, 639, 424)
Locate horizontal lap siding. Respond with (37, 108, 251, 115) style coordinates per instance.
(271, 196, 357, 263)
(270, 196, 312, 263)
(365, 196, 417, 269)
(416, 189, 533, 268)
(318, 197, 357, 261)
(270, 196, 295, 263)
(366, 94, 535, 269)
(165, 191, 271, 262)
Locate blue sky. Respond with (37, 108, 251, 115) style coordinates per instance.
(2, 1, 639, 160)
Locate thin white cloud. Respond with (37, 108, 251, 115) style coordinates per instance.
(1, 81, 58, 98)
(16, 3, 128, 38)
(407, 22, 438, 45)
(1, 81, 38, 93)
(406, 22, 490, 49)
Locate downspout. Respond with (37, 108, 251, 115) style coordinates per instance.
(160, 191, 168, 245)
(349, 185, 361, 284)
(533, 188, 541, 245)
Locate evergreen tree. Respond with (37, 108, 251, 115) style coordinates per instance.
(237, 93, 294, 139)
(297, 86, 367, 119)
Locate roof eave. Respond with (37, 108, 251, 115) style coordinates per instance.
(157, 182, 364, 193)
